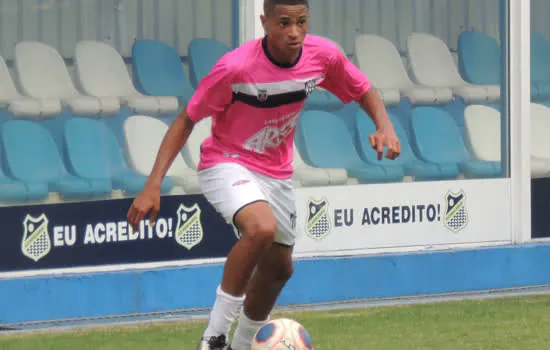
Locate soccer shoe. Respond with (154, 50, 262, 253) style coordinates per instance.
(196, 335, 228, 350)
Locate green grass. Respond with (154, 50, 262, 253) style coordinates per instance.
(2, 295, 550, 349)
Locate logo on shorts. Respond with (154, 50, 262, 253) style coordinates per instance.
(257, 89, 268, 102)
(304, 79, 317, 96)
(290, 212, 297, 231)
(305, 198, 331, 240)
(443, 190, 468, 233)
(21, 213, 51, 262)
(175, 203, 204, 250)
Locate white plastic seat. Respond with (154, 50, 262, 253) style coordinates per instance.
(355, 34, 452, 106)
(407, 33, 500, 103)
(0, 54, 60, 118)
(464, 105, 502, 162)
(530, 103, 550, 178)
(182, 117, 212, 170)
(75, 41, 179, 116)
(14, 42, 119, 116)
(124, 115, 200, 193)
(465, 104, 550, 178)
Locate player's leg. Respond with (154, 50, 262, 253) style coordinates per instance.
(230, 176, 297, 350)
(197, 163, 279, 350)
(230, 243, 294, 350)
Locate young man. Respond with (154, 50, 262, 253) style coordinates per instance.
(126, 0, 401, 349)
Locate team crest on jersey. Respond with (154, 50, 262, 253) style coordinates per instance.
(305, 198, 331, 240)
(443, 190, 469, 233)
(304, 79, 317, 96)
(175, 203, 204, 250)
(21, 213, 51, 262)
(257, 89, 268, 102)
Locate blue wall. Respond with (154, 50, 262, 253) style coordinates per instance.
(3, 242, 550, 325)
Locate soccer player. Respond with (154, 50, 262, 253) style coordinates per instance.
(126, 0, 401, 348)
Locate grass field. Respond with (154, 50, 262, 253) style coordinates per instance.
(2, 295, 550, 349)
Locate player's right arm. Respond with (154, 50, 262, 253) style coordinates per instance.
(126, 109, 195, 230)
(126, 54, 237, 230)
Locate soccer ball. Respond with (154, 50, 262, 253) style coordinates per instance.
(251, 318, 314, 350)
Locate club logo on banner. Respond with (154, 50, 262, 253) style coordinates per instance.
(443, 190, 469, 233)
(175, 203, 204, 250)
(21, 213, 51, 262)
(305, 197, 331, 240)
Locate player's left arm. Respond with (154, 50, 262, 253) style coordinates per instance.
(357, 88, 401, 160)
(319, 48, 401, 160)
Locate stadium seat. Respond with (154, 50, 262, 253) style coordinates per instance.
(181, 117, 211, 171)
(132, 39, 196, 104)
(355, 111, 453, 180)
(64, 118, 174, 196)
(75, 41, 179, 116)
(411, 107, 501, 179)
(14, 41, 119, 117)
(465, 104, 550, 178)
(188, 38, 232, 88)
(530, 33, 550, 100)
(293, 143, 349, 187)
(458, 30, 538, 99)
(407, 33, 500, 103)
(354, 34, 453, 106)
(0, 139, 43, 202)
(296, 110, 404, 184)
(124, 115, 200, 194)
(0, 54, 60, 119)
(463, 105, 502, 162)
(530, 103, 550, 178)
(2, 120, 111, 200)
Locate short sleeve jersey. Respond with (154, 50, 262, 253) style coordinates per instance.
(186, 34, 372, 179)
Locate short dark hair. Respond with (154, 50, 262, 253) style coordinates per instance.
(263, 0, 309, 15)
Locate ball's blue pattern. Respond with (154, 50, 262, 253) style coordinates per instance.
(255, 323, 276, 342)
(299, 326, 314, 349)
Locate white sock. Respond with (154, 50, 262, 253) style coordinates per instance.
(202, 285, 245, 339)
(231, 311, 270, 350)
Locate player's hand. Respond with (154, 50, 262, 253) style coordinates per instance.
(126, 184, 161, 231)
(369, 125, 401, 161)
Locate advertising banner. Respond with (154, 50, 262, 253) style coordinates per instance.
(0, 179, 511, 277)
(293, 179, 512, 255)
(0, 195, 238, 275)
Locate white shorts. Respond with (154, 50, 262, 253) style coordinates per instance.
(198, 162, 297, 246)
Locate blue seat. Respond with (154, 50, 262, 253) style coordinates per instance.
(531, 33, 550, 100)
(303, 89, 345, 112)
(64, 118, 173, 196)
(411, 107, 500, 179)
(458, 31, 501, 86)
(296, 110, 404, 184)
(458, 30, 538, 99)
(132, 39, 195, 104)
(2, 120, 111, 200)
(354, 110, 455, 180)
(188, 38, 232, 88)
(0, 140, 42, 202)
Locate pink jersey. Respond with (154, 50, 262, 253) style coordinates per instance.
(186, 34, 372, 179)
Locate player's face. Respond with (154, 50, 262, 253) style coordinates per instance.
(262, 5, 309, 62)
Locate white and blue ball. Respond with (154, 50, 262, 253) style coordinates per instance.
(251, 318, 314, 350)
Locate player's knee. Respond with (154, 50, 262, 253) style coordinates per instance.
(242, 219, 278, 247)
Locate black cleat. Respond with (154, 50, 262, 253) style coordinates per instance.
(196, 334, 228, 350)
